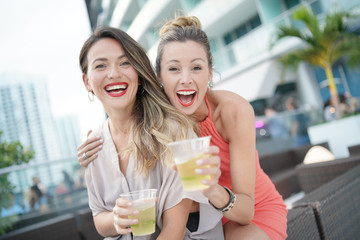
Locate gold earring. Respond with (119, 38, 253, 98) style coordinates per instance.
(208, 80, 214, 88)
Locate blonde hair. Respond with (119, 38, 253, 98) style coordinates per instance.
(80, 26, 196, 175)
(156, 14, 213, 75)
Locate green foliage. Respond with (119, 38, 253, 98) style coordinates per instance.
(272, 5, 360, 119)
(0, 131, 34, 235)
(273, 6, 360, 70)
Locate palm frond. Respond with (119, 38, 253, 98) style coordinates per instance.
(293, 6, 321, 40)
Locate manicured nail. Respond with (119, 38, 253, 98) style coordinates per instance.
(195, 168, 203, 174)
(131, 219, 138, 224)
(196, 159, 203, 165)
(133, 210, 139, 215)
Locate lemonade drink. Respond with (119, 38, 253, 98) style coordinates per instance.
(129, 203, 156, 236)
(176, 153, 211, 191)
(119, 189, 157, 236)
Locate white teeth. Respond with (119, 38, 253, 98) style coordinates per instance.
(106, 84, 127, 91)
(177, 91, 195, 95)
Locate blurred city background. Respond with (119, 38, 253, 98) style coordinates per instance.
(1, 0, 360, 237)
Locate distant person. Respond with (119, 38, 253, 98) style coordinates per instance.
(30, 175, 49, 211)
(285, 97, 310, 146)
(1, 193, 24, 217)
(265, 107, 290, 139)
(62, 170, 74, 191)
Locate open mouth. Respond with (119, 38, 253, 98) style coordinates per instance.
(105, 83, 128, 97)
(176, 90, 196, 107)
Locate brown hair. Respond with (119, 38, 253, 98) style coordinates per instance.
(79, 26, 196, 174)
(155, 15, 213, 75)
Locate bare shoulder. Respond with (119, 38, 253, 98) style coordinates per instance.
(209, 90, 254, 141)
(210, 90, 254, 118)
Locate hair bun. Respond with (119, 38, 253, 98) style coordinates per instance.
(159, 15, 202, 38)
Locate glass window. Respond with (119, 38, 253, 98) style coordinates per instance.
(235, 25, 247, 39)
(181, 0, 202, 12)
(249, 15, 261, 29)
(284, 0, 300, 10)
(224, 33, 234, 45)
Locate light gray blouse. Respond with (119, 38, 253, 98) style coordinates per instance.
(85, 119, 224, 240)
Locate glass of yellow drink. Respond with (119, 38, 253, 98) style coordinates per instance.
(168, 136, 212, 191)
(119, 189, 157, 236)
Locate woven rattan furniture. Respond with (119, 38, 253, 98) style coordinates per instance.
(1, 213, 81, 240)
(293, 165, 360, 240)
(348, 144, 360, 156)
(286, 206, 321, 240)
(259, 142, 329, 198)
(296, 154, 360, 194)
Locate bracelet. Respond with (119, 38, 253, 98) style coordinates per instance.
(209, 186, 237, 213)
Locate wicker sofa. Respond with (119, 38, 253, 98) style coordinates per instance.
(295, 153, 360, 194)
(287, 164, 360, 240)
(258, 142, 329, 199)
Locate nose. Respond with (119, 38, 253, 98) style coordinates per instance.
(179, 70, 193, 85)
(108, 65, 121, 79)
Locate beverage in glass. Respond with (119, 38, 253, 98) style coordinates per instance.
(119, 189, 157, 236)
(168, 136, 212, 191)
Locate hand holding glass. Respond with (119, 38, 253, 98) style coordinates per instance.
(119, 189, 157, 236)
(168, 136, 212, 191)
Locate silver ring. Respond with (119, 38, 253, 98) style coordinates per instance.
(82, 152, 88, 160)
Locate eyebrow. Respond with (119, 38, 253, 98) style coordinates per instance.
(165, 58, 206, 64)
(91, 54, 127, 65)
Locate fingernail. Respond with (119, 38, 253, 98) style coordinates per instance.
(133, 210, 139, 214)
(202, 180, 208, 184)
(195, 168, 203, 174)
(98, 139, 103, 143)
(132, 219, 138, 224)
(196, 159, 203, 165)
(127, 202, 132, 206)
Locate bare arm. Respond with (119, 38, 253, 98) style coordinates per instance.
(205, 95, 256, 224)
(157, 198, 192, 240)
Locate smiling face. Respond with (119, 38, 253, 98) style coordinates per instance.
(82, 38, 139, 114)
(159, 40, 212, 116)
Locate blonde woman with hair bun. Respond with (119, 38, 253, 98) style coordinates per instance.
(154, 14, 287, 240)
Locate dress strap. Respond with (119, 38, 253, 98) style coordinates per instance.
(204, 95, 212, 119)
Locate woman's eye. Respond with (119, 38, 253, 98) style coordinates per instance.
(169, 67, 178, 71)
(95, 64, 105, 69)
(193, 66, 202, 71)
(121, 61, 130, 66)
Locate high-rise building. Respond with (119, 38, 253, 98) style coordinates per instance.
(0, 73, 79, 191)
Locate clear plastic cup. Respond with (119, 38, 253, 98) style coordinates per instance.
(168, 136, 212, 191)
(119, 189, 157, 236)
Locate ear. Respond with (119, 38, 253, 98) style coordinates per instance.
(209, 68, 213, 81)
(82, 74, 91, 92)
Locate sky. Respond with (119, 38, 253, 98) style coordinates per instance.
(0, 0, 105, 139)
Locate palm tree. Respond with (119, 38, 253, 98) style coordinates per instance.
(272, 5, 360, 119)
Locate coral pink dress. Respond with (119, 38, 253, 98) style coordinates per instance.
(198, 96, 288, 240)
